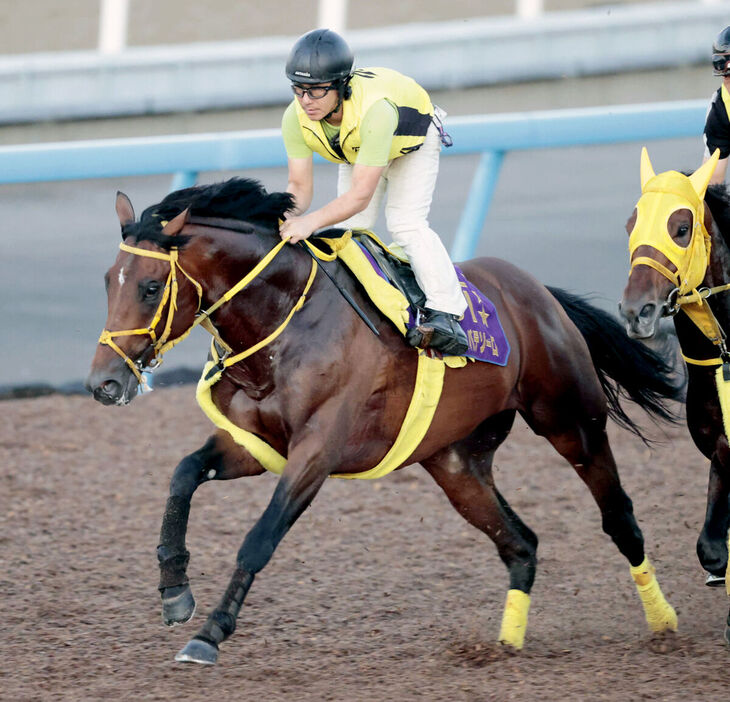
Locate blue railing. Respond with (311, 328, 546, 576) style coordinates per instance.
(0, 99, 708, 259)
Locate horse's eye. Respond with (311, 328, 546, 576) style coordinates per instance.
(677, 224, 690, 238)
(143, 281, 162, 301)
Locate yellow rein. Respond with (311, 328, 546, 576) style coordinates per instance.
(99, 237, 317, 384)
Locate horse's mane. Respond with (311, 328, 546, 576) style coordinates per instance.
(122, 178, 296, 249)
(705, 182, 730, 248)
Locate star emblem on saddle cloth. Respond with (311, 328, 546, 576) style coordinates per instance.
(478, 308, 490, 326)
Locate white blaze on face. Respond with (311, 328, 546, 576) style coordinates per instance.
(118, 266, 126, 287)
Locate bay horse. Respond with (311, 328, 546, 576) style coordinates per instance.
(619, 148, 730, 645)
(87, 178, 682, 665)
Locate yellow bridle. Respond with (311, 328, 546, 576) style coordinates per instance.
(98, 236, 317, 386)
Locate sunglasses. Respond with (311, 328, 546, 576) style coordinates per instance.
(713, 53, 730, 74)
(291, 84, 338, 100)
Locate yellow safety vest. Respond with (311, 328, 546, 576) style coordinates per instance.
(293, 67, 434, 164)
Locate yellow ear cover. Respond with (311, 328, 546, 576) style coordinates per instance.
(640, 146, 656, 191)
(689, 149, 720, 201)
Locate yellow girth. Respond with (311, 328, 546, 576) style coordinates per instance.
(197, 346, 449, 480)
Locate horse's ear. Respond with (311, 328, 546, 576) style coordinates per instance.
(640, 147, 656, 191)
(115, 191, 135, 226)
(689, 149, 720, 200)
(162, 208, 190, 236)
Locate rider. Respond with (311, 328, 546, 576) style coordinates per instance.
(703, 25, 730, 184)
(279, 28, 468, 356)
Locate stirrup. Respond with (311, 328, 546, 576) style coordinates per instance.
(406, 308, 468, 356)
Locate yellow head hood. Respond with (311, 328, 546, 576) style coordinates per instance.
(628, 148, 719, 294)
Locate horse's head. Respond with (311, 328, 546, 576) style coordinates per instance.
(86, 193, 201, 405)
(618, 148, 719, 339)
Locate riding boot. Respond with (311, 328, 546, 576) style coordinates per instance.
(406, 308, 469, 356)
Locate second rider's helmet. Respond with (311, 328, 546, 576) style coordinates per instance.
(712, 26, 730, 76)
(285, 29, 354, 85)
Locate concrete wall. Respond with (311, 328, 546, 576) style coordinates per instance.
(1, 1, 728, 124)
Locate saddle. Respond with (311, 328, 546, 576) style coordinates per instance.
(352, 232, 426, 309)
(310, 229, 510, 366)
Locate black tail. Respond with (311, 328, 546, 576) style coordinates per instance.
(548, 286, 684, 442)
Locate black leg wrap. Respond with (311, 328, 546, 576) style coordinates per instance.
(158, 553, 191, 590)
(196, 568, 254, 646)
(197, 611, 237, 645)
(158, 495, 192, 590)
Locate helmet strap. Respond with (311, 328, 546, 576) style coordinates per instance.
(323, 96, 342, 121)
(323, 78, 349, 120)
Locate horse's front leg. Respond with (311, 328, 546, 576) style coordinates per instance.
(174, 438, 334, 665)
(696, 439, 730, 585)
(158, 431, 265, 626)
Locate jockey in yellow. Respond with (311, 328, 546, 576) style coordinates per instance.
(280, 28, 468, 356)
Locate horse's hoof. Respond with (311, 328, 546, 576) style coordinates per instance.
(174, 638, 219, 665)
(161, 584, 196, 626)
(705, 573, 726, 587)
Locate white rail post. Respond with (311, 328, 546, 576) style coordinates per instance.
(98, 0, 129, 54)
(516, 0, 543, 19)
(317, 0, 348, 32)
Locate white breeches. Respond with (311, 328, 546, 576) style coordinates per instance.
(336, 118, 467, 316)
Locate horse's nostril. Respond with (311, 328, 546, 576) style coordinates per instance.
(639, 303, 656, 320)
(93, 379, 122, 403)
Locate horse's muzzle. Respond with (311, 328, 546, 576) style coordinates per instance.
(617, 299, 661, 339)
(85, 367, 138, 406)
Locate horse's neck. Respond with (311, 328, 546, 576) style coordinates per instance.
(674, 216, 730, 356)
(706, 218, 730, 292)
(195, 230, 313, 395)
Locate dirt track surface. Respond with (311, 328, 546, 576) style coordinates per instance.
(2, 387, 729, 701)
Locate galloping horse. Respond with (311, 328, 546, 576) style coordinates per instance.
(619, 149, 730, 645)
(87, 178, 681, 665)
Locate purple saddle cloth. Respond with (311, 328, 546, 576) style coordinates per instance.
(355, 241, 510, 366)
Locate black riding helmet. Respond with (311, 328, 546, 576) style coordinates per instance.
(285, 28, 354, 85)
(712, 26, 730, 75)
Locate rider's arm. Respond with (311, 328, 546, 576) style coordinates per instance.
(280, 100, 398, 242)
(282, 102, 314, 214)
(286, 157, 314, 215)
(703, 89, 730, 184)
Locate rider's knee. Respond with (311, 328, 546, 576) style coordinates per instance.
(387, 221, 430, 248)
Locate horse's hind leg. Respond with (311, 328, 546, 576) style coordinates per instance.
(158, 431, 265, 626)
(696, 448, 730, 583)
(528, 405, 677, 635)
(422, 410, 538, 650)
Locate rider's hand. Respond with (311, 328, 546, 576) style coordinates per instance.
(280, 215, 317, 244)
